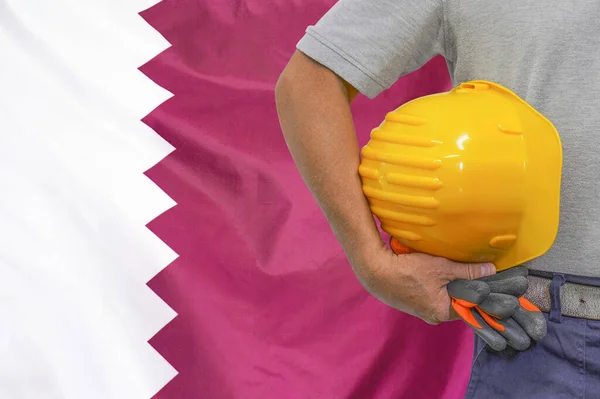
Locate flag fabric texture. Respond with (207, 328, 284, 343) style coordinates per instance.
(1, 0, 475, 398)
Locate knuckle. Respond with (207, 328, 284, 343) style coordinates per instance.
(464, 263, 475, 280)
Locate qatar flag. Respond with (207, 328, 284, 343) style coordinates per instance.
(1, 1, 474, 398)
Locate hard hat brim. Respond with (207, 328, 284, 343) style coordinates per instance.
(475, 81, 563, 271)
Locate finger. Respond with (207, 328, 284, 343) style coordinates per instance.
(512, 298, 547, 341)
(454, 302, 509, 351)
(476, 307, 506, 331)
(519, 296, 542, 313)
(447, 279, 491, 305)
(449, 261, 496, 280)
(479, 266, 529, 282)
(469, 310, 507, 351)
(493, 316, 532, 351)
(451, 299, 483, 328)
(486, 276, 529, 297)
(478, 293, 520, 318)
(475, 308, 531, 351)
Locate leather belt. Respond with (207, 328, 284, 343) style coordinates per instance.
(525, 275, 600, 320)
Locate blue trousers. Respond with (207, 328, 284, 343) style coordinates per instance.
(465, 272, 600, 398)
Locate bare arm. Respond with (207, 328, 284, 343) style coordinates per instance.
(274, 50, 494, 323)
(275, 50, 383, 284)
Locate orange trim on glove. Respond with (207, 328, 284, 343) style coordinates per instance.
(519, 296, 541, 312)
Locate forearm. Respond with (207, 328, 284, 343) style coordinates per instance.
(275, 51, 385, 269)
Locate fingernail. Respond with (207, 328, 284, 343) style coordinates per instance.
(481, 263, 496, 277)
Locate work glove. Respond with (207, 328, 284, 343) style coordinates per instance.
(448, 266, 547, 351)
(389, 237, 547, 351)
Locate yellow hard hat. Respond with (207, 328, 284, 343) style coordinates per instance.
(359, 80, 562, 271)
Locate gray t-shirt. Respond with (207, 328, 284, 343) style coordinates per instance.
(296, 0, 600, 277)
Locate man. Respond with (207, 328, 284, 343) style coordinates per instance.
(274, 1, 600, 397)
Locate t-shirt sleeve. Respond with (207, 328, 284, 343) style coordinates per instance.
(296, 0, 447, 99)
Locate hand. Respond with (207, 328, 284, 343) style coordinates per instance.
(388, 237, 547, 350)
(354, 242, 496, 325)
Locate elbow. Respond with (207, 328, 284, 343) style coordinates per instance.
(274, 65, 296, 111)
(274, 70, 288, 110)
(276, 51, 358, 107)
(274, 64, 300, 132)
(274, 50, 320, 110)
(274, 67, 297, 145)
(274, 71, 289, 125)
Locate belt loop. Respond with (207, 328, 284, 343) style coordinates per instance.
(549, 273, 566, 323)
